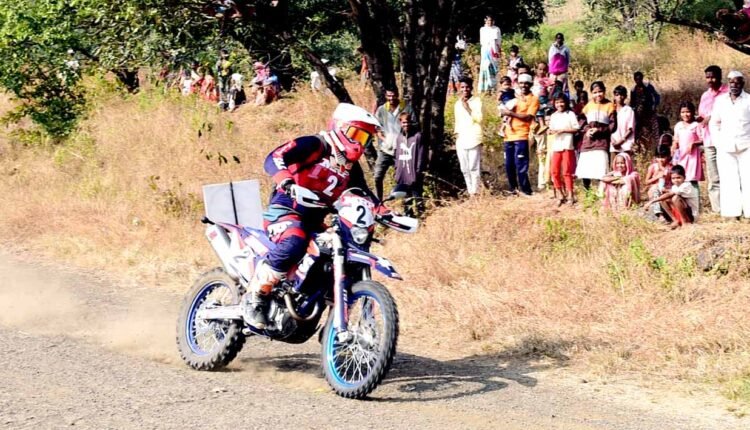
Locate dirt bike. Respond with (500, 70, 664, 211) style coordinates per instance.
(176, 186, 418, 399)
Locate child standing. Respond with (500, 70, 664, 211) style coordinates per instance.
(497, 76, 516, 138)
(549, 95, 580, 206)
(395, 112, 428, 216)
(644, 165, 698, 229)
(600, 153, 640, 210)
(572, 80, 588, 115)
(576, 81, 616, 190)
(532, 62, 555, 133)
(672, 101, 704, 205)
(611, 85, 635, 155)
(448, 52, 463, 96)
(644, 144, 674, 221)
(507, 45, 524, 87)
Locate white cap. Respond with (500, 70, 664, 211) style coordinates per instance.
(518, 74, 533, 84)
(728, 70, 744, 79)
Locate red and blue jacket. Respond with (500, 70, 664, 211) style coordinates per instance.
(264, 134, 376, 224)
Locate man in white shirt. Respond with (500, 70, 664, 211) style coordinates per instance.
(709, 70, 750, 219)
(454, 77, 483, 195)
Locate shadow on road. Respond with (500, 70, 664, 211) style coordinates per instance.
(239, 336, 572, 402)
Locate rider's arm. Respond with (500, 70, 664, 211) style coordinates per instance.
(347, 162, 381, 205)
(263, 136, 326, 187)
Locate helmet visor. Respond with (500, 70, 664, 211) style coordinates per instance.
(344, 126, 373, 147)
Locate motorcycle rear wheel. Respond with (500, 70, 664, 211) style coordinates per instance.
(176, 267, 246, 370)
(321, 280, 399, 399)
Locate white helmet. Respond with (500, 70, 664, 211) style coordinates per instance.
(327, 103, 381, 164)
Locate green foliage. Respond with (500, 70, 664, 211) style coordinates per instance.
(724, 374, 750, 405)
(542, 218, 586, 253)
(0, 0, 87, 138)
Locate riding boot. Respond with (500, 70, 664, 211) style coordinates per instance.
(242, 261, 284, 329)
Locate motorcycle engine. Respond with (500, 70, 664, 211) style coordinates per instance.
(266, 298, 297, 336)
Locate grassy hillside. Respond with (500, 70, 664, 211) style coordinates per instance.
(3, 16, 750, 406)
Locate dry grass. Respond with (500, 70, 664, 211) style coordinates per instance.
(2, 27, 750, 402)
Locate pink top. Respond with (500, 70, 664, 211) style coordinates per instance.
(532, 76, 553, 98)
(646, 160, 672, 190)
(674, 121, 704, 182)
(698, 84, 729, 148)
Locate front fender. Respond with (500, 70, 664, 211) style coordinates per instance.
(347, 248, 402, 280)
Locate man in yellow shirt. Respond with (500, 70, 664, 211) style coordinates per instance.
(454, 77, 483, 195)
(499, 73, 539, 195)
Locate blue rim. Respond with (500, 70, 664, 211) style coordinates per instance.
(185, 281, 230, 355)
(325, 289, 384, 389)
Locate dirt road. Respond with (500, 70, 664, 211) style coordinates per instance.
(0, 251, 745, 430)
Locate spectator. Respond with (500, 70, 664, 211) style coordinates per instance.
(374, 87, 415, 200)
(572, 80, 588, 115)
(357, 47, 370, 88)
(395, 112, 428, 216)
(256, 76, 279, 105)
(497, 76, 516, 138)
(454, 77, 483, 195)
(710, 70, 750, 219)
(228, 72, 245, 111)
(611, 85, 635, 155)
(500, 73, 539, 196)
(698, 65, 728, 214)
(479, 15, 502, 94)
(200, 68, 218, 102)
(215, 49, 233, 109)
(507, 45, 524, 87)
(630, 71, 661, 153)
(532, 62, 554, 132)
(448, 52, 463, 96)
(673, 101, 704, 204)
(536, 107, 554, 192)
(178, 68, 194, 96)
(576, 81, 616, 190)
(644, 144, 674, 222)
(645, 165, 698, 229)
(548, 95, 580, 206)
(455, 30, 467, 52)
(548, 33, 571, 95)
(600, 152, 641, 211)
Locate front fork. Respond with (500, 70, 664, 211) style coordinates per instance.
(329, 231, 373, 341)
(330, 231, 348, 336)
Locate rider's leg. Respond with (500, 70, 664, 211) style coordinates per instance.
(244, 215, 309, 329)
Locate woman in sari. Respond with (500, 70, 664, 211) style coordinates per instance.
(479, 16, 502, 94)
(600, 152, 641, 211)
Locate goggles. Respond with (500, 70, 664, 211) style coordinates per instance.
(344, 126, 373, 147)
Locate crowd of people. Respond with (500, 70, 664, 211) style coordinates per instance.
(361, 16, 750, 229)
(162, 48, 281, 111)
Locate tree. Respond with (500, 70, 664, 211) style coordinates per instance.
(0, 0, 87, 138)
(648, 0, 750, 56)
(348, 0, 546, 169)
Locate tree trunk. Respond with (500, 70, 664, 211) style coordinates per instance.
(348, 0, 397, 108)
(299, 45, 353, 104)
(113, 68, 140, 93)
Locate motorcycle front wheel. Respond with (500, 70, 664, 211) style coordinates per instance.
(176, 268, 246, 370)
(321, 280, 399, 399)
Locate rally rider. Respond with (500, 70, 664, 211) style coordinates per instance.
(244, 103, 385, 329)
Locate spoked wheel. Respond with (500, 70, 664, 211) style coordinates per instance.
(176, 268, 246, 370)
(321, 280, 399, 399)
